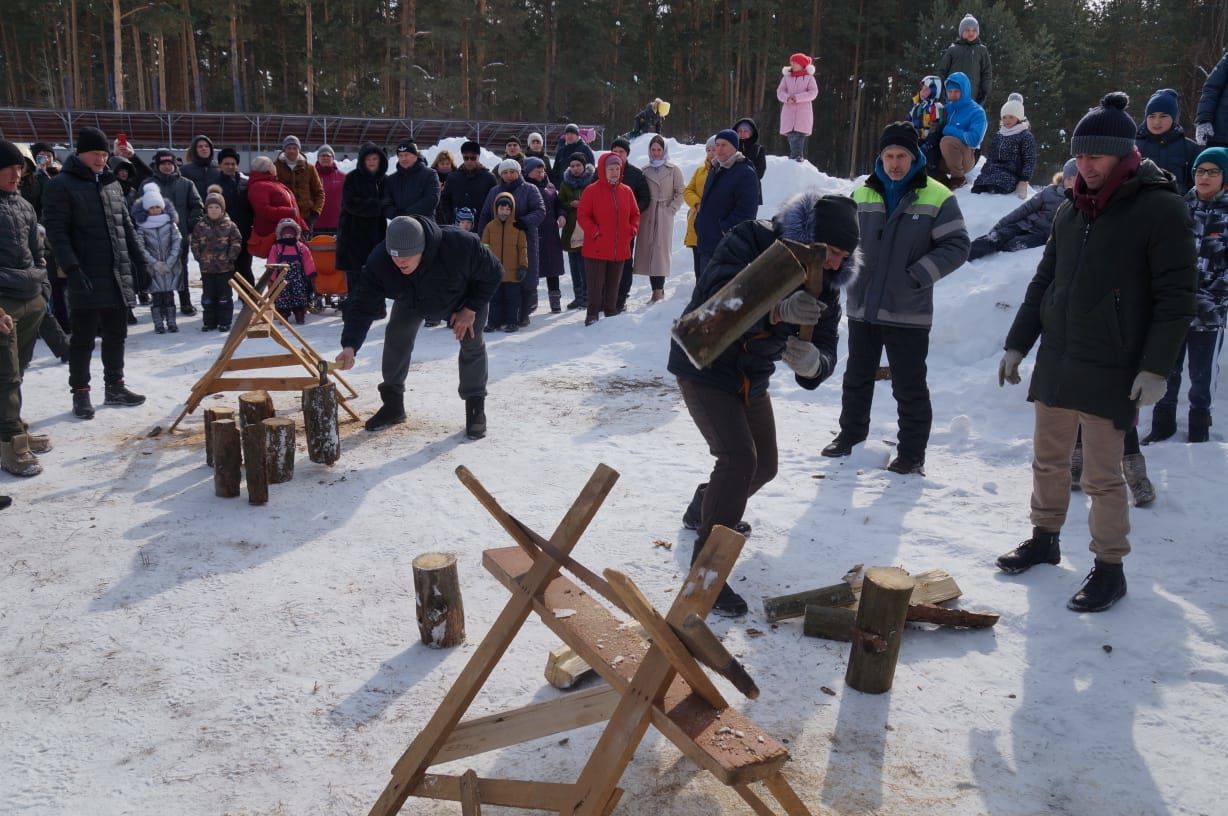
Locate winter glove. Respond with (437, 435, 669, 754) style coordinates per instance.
(1197, 122, 1215, 146)
(516, 266, 528, 283)
(776, 290, 825, 325)
(1129, 371, 1168, 406)
(154, 261, 170, 276)
(782, 336, 824, 378)
(1015, 181, 1030, 199)
(998, 349, 1024, 386)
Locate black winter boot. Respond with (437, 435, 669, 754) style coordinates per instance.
(72, 388, 95, 420)
(104, 382, 146, 406)
(465, 396, 487, 440)
(681, 483, 707, 530)
(690, 537, 749, 617)
(996, 528, 1061, 574)
(822, 433, 863, 458)
(365, 385, 407, 432)
(1067, 560, 1127, 612)
(1189, 409, 1211, 443)
(1141, 405, 1177, 445)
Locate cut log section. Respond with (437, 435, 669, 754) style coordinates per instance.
(202, 405, 236, 468)
(241, 422, 269, 505)
(845, 566, 913, 694)
(238, 389, 275, 428)
(907, 603, 999, 628)
(302, 380, 340, 465)
(763, 582, 856, 623)
(413, 552, 465, 648)
(545, 644, 594, 690)
(263, 417, 296, 484)
(211, 419, 242, 498)
(844, 566, 962, 607)
(803, 605, 856, 642)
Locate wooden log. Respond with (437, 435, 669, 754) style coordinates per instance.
(413, 552, 465, 648)
(803, 605, 856, 642)
(845, 566, 913, 694)
(302, 380, 340, 465)
(907, 603, 999, 628)
(263, 417, 296, 484)
(211, 419, 242, 498)
(238, 389, 275, 428)
(762, 582, 856, 623)
(545, 644, 594, 690)
(909, 569, 961, 606)
(202, 405, 236, 468)
(241, 422, 269, 505)
(459, 769, 481, 816)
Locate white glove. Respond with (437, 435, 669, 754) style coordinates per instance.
(777, 290, 825, 325)
(782, 336, 824, 378)
(1129, 371, 1168, 406)
(1197, 122, 1215, 146)
(998, 349, 1023, 386)
(1015, 181, 1030, 199)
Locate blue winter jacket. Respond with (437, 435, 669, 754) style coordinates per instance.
(941, 73, 987, 150)
(694, 154, 760, 258)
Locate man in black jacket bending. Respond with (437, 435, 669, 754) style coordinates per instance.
(335, 216, 501, 440)
(667, 192, 860, 616)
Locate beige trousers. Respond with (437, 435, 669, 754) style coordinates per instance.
(939, 136, 976, 180)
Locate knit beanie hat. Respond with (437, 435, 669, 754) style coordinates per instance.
(605, 153, 623, 166)
(528, 132, 544, 146)
(1062, 158, 1079, 179)
(283, 135, 301, 149)
(506, 136, 522, 147)
(878, 121, 920, 160)
(497, 158, 521, 175)
(705, 135, 717, 149)
(205, 184, 226, 213)
(523, 156, 546, 176)
(76, 126, 109, 154)
(611, 137, 632, 154)
(218, 147, 241, 164)
(386, 216, 425, 257)
(0, 139, 23, 169)
(141, 183, 165, 211)
(1144, 88, 1180, 120)
(715, 129, 741, 148)
(1071, 92, 1136, 157)
(789, 53, 813, 71)
(812, 195, 860, 253)
(461, 140, 482, 156)
(153, 148, 177, 166)
(959, 14, 979, 34)
(30, 142, 54, 158)
(1193, 147, 1228, 178)
(1001, 92, 1026, 121)
(564, 123, 580, 135)
(454, 207, 476, 225)
(396, 140, 419, 155)
(317, 144, 335, 158)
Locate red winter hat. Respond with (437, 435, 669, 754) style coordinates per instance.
(789, 53, 812, 70)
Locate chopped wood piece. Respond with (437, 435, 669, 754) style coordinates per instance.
(762, 582, 856, 623)
(413, 552, 465, 648)
(203, 405, 236, 467)
(241, 422, 269, 505)
(845, 566, 913, 694)
(909, 569, 962, 605)
(302, 380, 340, 465)
(263, 417, 296, 484)
(238, 389, 275, 428)
(211, 419, 241, 498)
(907, 603, 999, 628)
(544, 644, 595, 689)
(802, 605, 856, 642)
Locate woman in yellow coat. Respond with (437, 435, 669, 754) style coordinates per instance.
(683, 136, 716, 278)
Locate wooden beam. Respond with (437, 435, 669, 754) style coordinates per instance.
(676, 613, 759, 700)
(762, 773, 814, 816)
(412, 774, 575, 810)
(223, 353, 304, 371)
(734, 784, 779, 816)
(207, 377, 321, 391)
(459, 770, 481, 816)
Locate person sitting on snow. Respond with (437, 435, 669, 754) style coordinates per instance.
(972, 93, 1037, 197)
(969, 160, 1077, 261)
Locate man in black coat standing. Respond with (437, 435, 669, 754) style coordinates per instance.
(41, 127, 147, 419)
(439, 141, 497, 230)
(215, 147, 254, 286)
(181, 135, 223, 200)
(609, 137, 652, 312)
(382, 140, 441, 220)
(335, 216, 501, 440)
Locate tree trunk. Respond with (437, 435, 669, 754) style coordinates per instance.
(212, 419, 242, 498)
(203, 405, 237, 467)
(69, 0, 81, 108)
(305, 0, 314, 114)
(111, 0, 124, 109)
(541, 0, 556, 121)
(263, 417, 296, 484)
(238, 390, 276, 428)
(844, 566, 913, 694)
(131, 23, 146, 110)
(242, 422, 269, 505)
(412, 552, 466, 648)
(181, 0, 202, 110)
(301, 381, 340, 465)
(154, 31, 166, 109)
(809, 0, 823, 62)
(230, 1, 243, 111)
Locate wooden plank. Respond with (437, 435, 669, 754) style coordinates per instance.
(369, 464, 620, 816)
(762, 773, 814, 816)
(207, 377, 321, 391)
(413, 774, 574, 810)
(223, 353, 303, 371)
(459, 769, 481, 816)
(434, 685, 620, 764)
(909, 569, 961, 606)
(484, 546, 790, 787)
(734, 784, 779, 816)
(604, 568, 728, 712)
(567, 527, 746, 815)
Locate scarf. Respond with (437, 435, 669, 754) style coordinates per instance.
(142, 213, 171, 229)
(1000, 120, 1030, 137)
(649, 158, 666, 168)
(714, 151, 744, 170)
(874, 158, 924, 217)
(1072, 149, 1141, 219)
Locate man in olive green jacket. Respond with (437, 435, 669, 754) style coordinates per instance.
(997, 93, 1196, 613)
(937, 14, 992, 106)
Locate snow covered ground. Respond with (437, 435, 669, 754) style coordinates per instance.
(2, 137, 1224, 816)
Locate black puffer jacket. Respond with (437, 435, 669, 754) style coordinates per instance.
(668, 191, 859, 398)
(620, 161, 652, 214)
(215, 171, 253, 239)
(337, 143, 389, 272)
(440, 165, 498, 229)
(382, 160, 441, 219)
(734, 118, 768, 203)
(1005, 159, 1196, 429)
(181, 135, 223, 199)
(42, 154, 145, 309)
(0, 189, 48, 300)
(341, 216, 501, 351)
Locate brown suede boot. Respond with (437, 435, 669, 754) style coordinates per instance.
(1, 434, 43, 477)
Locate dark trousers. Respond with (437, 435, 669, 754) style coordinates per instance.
(585, 259, 624, 319)
(178, 245, 193, 309)
(567, 250, 586, 304)
(616, 238, 637, 307)
(545, 275, 561, 295)
(696, 251, 713, 280)
(50, 276, 71, 332)
(68, 306, 128, 391)
(1158, 328, 1223, 414)
(488, 281, 521, 328)
(235, 249, 255, 288)
(0, 295, 45, 439)
(838, 319, 933, 462)
(35, 299, 70, 363)
(650, 275, 665, 292)
(678, 377, 778, 551)
(200, 275, 235, 329)
(381, 300, 488, 399)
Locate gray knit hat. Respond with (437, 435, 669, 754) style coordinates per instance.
(1062, 158, 1079, 179)
(283, 135, 302, 149)
(1071, 92, 1136, 157)
(959, 14, 979, 34)
(386, 216, 425, 258)
(317, 144, 335, 158)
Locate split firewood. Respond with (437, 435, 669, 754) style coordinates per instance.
(843, 565, 961, 606)
(802, 605, 855, 641)
(762, 582, 856, 623)
(907, 603, 999, 628)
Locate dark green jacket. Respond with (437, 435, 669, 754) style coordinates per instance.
(1005, 159, 1196, 429)
(937, 39, 992, 105)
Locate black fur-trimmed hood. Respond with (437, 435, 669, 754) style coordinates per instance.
(772, 190, 861, 289)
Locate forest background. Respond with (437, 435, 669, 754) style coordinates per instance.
(2, 0, 1227, 175)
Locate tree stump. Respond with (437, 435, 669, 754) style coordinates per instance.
(238, 389, 276, 429)
(845, 566, 913, 694)
(803, 605, 856, 642)
(241, 422, 269, 505)
(763, 582, 856, 623)
(413, 552, 465, 648)
(203, 405, 236, 468)
(302, 380, 340, 465)
(211, 419, 242, 498)
(263, 417, 296, 484)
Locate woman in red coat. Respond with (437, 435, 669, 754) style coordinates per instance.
(577, 152, 639, 325)
(246, 155, 307, 258)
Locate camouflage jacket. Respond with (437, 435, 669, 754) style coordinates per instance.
(190, 214, 243, 276)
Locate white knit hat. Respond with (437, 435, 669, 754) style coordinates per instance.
(497, 158, 521, 175)
(1001, 92, 1026, 121)
(527, 132, 544, 145)
(141, 183, 165, 211)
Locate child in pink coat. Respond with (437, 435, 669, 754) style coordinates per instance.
(777, 53, 819, 162)
(266, 218, 318, 324)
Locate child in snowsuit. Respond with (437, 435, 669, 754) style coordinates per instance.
(973, 93, 1037, 196)
(267, 219, 317, 324)
(481, 192, 528, 332)
(909, 75, 945, 140)
(190, 185, 243, 331)
(970, 160, 1076, 261)
(133, 183, 184, 333)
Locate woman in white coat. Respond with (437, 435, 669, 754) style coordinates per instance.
(777, 52, 819, 162)
(634, 134, 685, 303)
